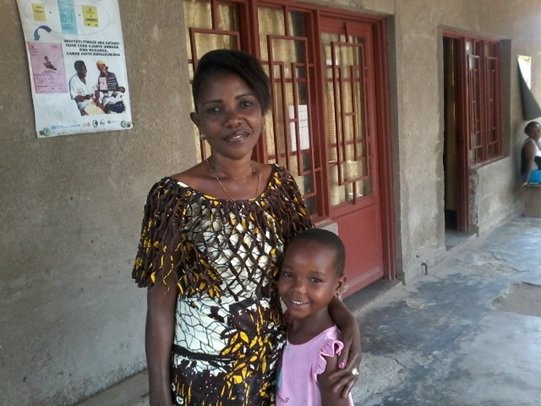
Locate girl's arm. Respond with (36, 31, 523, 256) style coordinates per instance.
(328, 296, 361, 397)
(318, 355, 353, 406)
(146, 282, 177, 406)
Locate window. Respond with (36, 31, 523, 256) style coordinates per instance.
(183, 0, 244, 159)
(464, 37, 502, 165)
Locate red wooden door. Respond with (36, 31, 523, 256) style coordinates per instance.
(254, 6, 386, 295)
(319, 17, 384, 294)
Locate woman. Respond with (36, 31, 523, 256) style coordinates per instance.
(521, 120, 541, 185)
(133, 49, 361, 405)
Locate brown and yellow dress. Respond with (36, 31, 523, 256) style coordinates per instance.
(133, 164, 312, 405)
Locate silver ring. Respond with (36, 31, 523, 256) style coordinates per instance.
(351, 367, 359, 376)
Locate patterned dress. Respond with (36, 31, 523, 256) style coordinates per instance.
(133, 164, 313, 405)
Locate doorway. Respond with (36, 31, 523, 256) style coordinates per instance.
(443, 36, 471, 249)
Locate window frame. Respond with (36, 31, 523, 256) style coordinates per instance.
(445, 31, 504, 167)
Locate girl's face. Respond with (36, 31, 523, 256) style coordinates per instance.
(278, 240, 346, 322)
(190, 72, 264, 161)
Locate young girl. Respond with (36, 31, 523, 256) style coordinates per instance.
(277, 228, 356, 406)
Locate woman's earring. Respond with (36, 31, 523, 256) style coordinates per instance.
(200, 133, 206, 140)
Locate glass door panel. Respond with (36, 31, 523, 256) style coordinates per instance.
(322, 33, 371, 207)
(183, 0, 241, 160)
(257, 6, 319, 215)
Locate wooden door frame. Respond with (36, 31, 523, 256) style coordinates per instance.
(443, 33, 470, 233)
(443, 31, 505, 234)
(315, 9, 395, 281)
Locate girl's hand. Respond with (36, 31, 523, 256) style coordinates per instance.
(329, 319, 361, 397)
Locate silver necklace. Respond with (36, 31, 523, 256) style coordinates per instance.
(205, 158, 261, 200)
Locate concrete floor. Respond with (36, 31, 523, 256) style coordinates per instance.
(351, 216, 541, 406)
(79, 216, 541, 406)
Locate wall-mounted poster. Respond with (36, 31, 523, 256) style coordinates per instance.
(517, 55, 541, 120)
(17, 0, 132, 138)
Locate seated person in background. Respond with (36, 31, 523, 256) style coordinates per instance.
(95, 60, 126, 114)
(69, 60, 103, 115)
(521, 121, 541, 185)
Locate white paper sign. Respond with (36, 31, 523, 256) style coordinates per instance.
(289, 104, 310, 151)
(17, 0, 132, 138)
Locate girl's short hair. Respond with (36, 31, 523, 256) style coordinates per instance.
(192, 49, 271, 114)
(287, 229, 346, 276)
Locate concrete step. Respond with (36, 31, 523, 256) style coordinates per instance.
(523, 184, 541, 217)
(77, 371, 148, 406)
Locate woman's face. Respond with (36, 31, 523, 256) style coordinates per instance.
(191, 72, 264, 160)
(530, 125, 541, 141)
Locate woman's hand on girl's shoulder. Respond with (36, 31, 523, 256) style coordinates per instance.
(330, 320, 361, 398)
(318, 355, 353, 406)
(327, 298, 361, 397)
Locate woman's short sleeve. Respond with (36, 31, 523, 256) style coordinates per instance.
(132, 179, 186, 287)
(274, 165, 314, 241)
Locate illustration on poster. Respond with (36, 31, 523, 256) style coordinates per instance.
(95, 60, 126, 114)
(68, 59, 127, 116)
(68, 60, 104, 115)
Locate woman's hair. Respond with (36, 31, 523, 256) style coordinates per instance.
(192, 49, 271, 114)
(287, 229, 346, 276)
(524, 121, 540, 136)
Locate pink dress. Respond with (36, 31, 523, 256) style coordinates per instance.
(276, 326, 355, 405)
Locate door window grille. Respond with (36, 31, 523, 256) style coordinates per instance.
(257, 6, 319, 215)
(465, 38, 502, 165)
(183, 0, 242, 159)
(322, 33, 371, 206)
